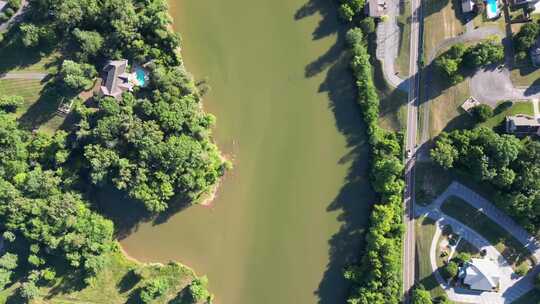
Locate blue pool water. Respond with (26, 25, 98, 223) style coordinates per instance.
(135, 68, 146, 86)
(487, 0, 497, 15)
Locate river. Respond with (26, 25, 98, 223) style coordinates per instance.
(119, 0, 374, 303)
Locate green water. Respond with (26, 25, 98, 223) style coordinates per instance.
(120, 1, 374, 303)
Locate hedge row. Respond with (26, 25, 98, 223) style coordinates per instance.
(343, 28, 405, 304)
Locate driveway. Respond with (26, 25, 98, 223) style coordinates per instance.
(0, 72, 47, 80)
(0, 0, 28, 32)
(376, 0, 409, 92)
(416, 181, 540, 303)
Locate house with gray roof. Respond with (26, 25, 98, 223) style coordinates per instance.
(463, 258, 501, 291)
(512, 0, 540, 8)
(99, 59, 135, 100)
(506, 114, 540, 136)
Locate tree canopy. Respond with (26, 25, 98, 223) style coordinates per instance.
(431, 128, 540, 233)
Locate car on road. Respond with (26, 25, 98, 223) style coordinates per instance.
(407, 149, 413, 158)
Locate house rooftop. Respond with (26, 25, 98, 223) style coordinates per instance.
(367, 0, 387, 17)
(506, 114, 540, 135)
(99, 59, 134, 100)
(464, 258, 501, 291)
(461, 96, 481, 113)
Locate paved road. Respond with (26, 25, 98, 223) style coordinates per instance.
(415, 181, 540, 303)
(402, 0, 422, 301)
(376, 0, 409, 92)
(0, 73, 47, 80)
(0, 0, 28, 32)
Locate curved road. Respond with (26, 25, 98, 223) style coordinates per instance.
(416, 181, 540, 303)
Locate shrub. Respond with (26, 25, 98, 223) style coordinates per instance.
(189, 276, 211, 302)
(4, 8, 14, 17)
(140, 278, 170, 303)
(535, 272, 540, 290)
(472, 104, 494, 122)
(19, 281, 39, 300)
(0, 95, 23, 112)
(453, 252, 471, 264)
(7, 0, 21, 10)
(412, 285, 433, 304)
(516, 51, 528, 62)
(359, 17, 376, 34)
(0, 13, 8, 23)
(442, 261, 459, 279)
(515, 263, 529, 276)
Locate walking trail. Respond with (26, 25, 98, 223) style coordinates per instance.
(416, 181, 540, 303)
(0, 0, 28, 32)
(0, 73, 47, 80)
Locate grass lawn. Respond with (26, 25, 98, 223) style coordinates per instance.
(395, 0, 411, 77)
(415, 161, 454, 205)
(510, 59, 540, 87)
(0, 79, 69, 134)
(416, 216, 448, 300)
(423, 0, 465, 61)
(418, 65, 474, 141)
(0, 246, 202, 304)
(441, 196, 535, 270)
(427, 76, 473, 139)
(415, 160, 502, 205)
(370, 38, 408, 132)
(478, 100, 534, 130)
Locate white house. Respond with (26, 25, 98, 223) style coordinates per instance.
(463, 258, 501, 291)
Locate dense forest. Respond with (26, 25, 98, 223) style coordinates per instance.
(0, 0, 222, 302)
(431, 127, 540, 234)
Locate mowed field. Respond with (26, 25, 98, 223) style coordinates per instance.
(0, 79, 66, 134)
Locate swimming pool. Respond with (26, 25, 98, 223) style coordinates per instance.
(486, 0, 499, 19)
(135, 67, 147, 86)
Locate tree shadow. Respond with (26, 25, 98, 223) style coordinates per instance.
(298, 0, 348, 78)
(295, 1, 377, 303)
(17, 81, 64, 131)
(0, 30, 57, 75)
(167, 286, 192, 304)
(423, 0, 450, 18)
(92, 185, 193, 240)
(117, 269, 141, 294)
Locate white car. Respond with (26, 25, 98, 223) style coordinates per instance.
(407, 149, 413, 158)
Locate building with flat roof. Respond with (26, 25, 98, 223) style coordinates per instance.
(99, 60, 135, 100)
(463, 258, 501, 291)
(506, 114, 540, 136)
(461, 97, 481, 114)
(366, 0, 387, 17)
